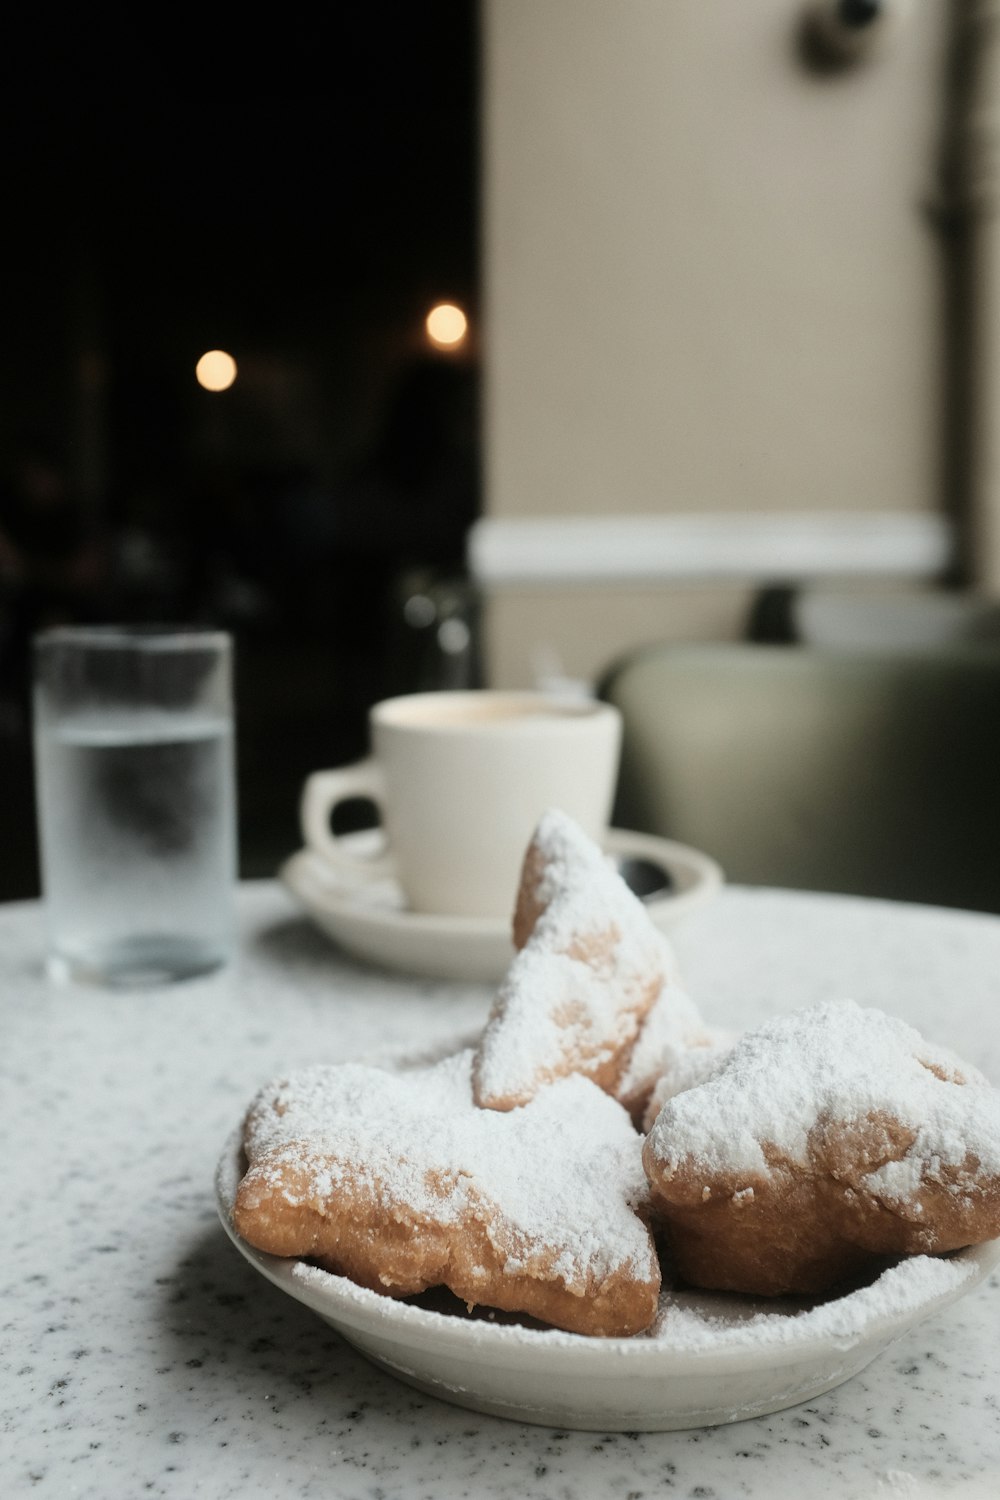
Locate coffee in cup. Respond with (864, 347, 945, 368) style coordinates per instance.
(300, 689, 622, 918)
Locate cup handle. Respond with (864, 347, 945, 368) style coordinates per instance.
(299, 760, 397, 880)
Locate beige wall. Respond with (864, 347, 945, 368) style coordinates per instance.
(480, 0, 954, 686)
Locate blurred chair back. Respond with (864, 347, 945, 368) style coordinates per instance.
(600, 643, 1000, 912)
(748, 584, 1000, 651)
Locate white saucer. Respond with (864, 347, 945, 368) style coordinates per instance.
(279, 828, 723, 982)
(216, 1131, 1000, 1431)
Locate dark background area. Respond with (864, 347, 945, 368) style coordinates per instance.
(0, 4, 482, 897)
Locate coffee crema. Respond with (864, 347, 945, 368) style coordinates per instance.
(378, 693, 607, 730)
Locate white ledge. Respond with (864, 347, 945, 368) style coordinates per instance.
(467, 512, 955, 586)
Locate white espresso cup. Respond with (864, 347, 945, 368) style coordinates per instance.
(300, 689, 622, 918)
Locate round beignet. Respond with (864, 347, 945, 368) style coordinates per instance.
(642, 999, 1000, 1296)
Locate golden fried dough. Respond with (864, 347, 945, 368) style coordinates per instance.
(233, 1049, 660, 1337)
(643, 1000, 1000, 1296)
(473, 809, 669, 1110)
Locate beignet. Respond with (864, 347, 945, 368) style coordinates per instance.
(642, 999, 1000, 1296)
(473, 809, 670, 1110)
(234, 1048, 661, 1337)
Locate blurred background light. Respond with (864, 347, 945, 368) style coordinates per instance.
(425, 302, 468, 350)
(196, 350, 238, 391)
(0, 3, 480, 896)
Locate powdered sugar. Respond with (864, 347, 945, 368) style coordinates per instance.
(646, 999, 1000, 1198)
(618, 974, 701, 1067)
(474, 808, 667, 1105)
(640, 1032, 737, 1131)
(475, 947, 630, 1097)
(645, 1251, 980, 1351)
(526, 809, 671, 972)
(241, 1048, 656, 1292)
(283, 1233, 987, 1354)
(615, 976, 731, 1107)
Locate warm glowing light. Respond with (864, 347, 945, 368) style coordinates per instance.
(425, 303, 468, 350)
(196, 350, 237, 392)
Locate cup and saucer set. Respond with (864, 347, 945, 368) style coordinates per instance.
(281, 689, 723, 983)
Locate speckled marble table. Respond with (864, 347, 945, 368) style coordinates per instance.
(4, 881, 1000, 1499)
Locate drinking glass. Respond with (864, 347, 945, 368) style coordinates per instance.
(32, 625, 238, 986)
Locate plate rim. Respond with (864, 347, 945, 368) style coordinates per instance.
(216, 1129, 1000, 1377)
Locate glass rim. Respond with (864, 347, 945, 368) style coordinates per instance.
(33, 624, 232, 653)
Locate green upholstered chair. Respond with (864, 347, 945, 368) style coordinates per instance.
(599, 642, 1000, 913)
(747, 583, 1000, 651)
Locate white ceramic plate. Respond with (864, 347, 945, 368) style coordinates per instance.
(279, 827, 723, 982)
(216, 1134, 999, 1431)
